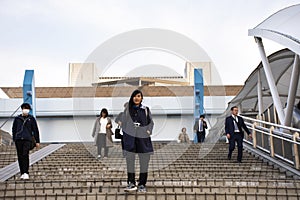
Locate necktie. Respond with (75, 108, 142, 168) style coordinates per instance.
(234, 117, 239, 131)
(199, 121, 203, 131)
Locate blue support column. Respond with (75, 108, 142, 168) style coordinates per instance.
(23, 70, 36, 117)
(194, 68, 204, 143)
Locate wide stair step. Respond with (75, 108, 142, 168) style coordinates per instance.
(1, 142, 299, 199)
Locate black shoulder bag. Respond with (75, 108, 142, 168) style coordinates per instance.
(115, 125, 122, 139)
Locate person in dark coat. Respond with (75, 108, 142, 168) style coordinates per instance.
(225, 106, 252, 163)
(115, 102, 129, 157)
(193, 115, 207, 143)
(12, 102, 40, 180)
(121, 90, 154, 193)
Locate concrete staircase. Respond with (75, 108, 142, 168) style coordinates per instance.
(1, 142, 299, 199)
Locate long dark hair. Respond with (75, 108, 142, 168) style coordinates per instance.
(128, 89, 143, 116)
(100, 108, 108, 118)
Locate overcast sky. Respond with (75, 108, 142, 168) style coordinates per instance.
(0, 0, 299, 89)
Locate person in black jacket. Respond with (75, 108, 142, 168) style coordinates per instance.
(115, 102, 129, 157)
(225, 106, 251, 163)
(193, 115, 208, 143)
(121, 90, 154, 193)
(12, 103, 40, 180)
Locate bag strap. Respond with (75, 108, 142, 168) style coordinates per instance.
(145, 107, 148, 118)
(145, 107, 150, 124)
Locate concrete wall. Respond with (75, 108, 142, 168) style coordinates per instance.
(0, 114, 222, 143)
(0, 96, 233, 142)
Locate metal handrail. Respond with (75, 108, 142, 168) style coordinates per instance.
(248, 125, 300, 145)
(0, 105, 21, 129)
(239, 115, 300, 170)
(245, 121, 300, 143)
(0, 96, 33, 130)
(241, 115, 300, 133)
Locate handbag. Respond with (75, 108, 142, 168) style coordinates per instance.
(30, 135, 36, 150)
(115, 126, 122, 139)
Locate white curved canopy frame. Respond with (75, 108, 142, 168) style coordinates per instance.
(248, 4, 300, 55)
(248, 4, 300, 126)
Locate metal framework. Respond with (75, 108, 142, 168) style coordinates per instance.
(285, 55, 300, 126)
(242, 115, 300, 171)
(249, 4, 300, 126)
(254, 37, 285, 124)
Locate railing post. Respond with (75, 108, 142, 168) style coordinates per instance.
(267, 108, 271, 123)
(270, 126, 275, 157)
(293, 132, 299, 170)
(252, 122, 257, 148)
(273, 107, 278, 125)
(282, 138, 286, 159)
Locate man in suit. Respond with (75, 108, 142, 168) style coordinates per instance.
(194, 115, 208, 143)
(225, 106, 252, 163)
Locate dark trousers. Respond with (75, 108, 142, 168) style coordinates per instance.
(15, 140, 31, 174)
(228, 133, 243, 162)
(126, 152, 150, 186)
(196, 131, 205, 143)
(120, 135, 124, 149)
(97, 134, 108, 156)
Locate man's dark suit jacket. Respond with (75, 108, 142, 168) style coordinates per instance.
(225, 115, 250, 137)
(194, 119, 207, 133)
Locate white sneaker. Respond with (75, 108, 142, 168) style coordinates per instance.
(124, 182, 137, 192)
(22, 173, 29, 180)
(97, 155, 101, 159)
(20, 174, 24, 179)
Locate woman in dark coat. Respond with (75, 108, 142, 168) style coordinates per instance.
(121, 90, 154, 193)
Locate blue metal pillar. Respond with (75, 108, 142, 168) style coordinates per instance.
(194, 68, 204, 143)
(23, 70, 36, 117)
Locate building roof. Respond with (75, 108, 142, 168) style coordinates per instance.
(94, 77, 189, 86)
(248, 4, 300, 55)
(1, 85, 242, 98)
